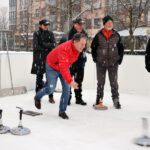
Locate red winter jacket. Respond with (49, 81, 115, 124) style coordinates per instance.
(46, 40, 79, 84)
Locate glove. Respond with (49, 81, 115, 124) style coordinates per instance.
(93, 58, 97, 63)
(146, 66, 150, 72)
(118, 58, 123, 65)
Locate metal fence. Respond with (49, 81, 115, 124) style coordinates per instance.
(2, 0, 150, 53)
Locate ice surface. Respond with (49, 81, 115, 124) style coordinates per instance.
(0, 90, 150, 150)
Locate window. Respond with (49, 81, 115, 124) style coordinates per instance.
(47, 0, 56, 6)
(10, 0, 16, 7)
(35, 9, 39, 17)
(93, 0, 101, 9)
(94, 18, 101, 29)
(20, 0, 23, 8)
(42, 8, 45, 17)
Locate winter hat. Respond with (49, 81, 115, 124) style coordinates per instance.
(39, 19, 50, 25)
(73, 18, 85, 25)
(103, 15, 113, 25)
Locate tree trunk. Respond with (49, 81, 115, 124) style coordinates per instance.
(56, 0, 61, 31)
(68, 0, 73, 29)
(129, 8, 134, 52)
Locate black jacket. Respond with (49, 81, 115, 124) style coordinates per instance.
(68, 27, 88, 68)
(31, 28, 56, 74)
(91, 29, 124, 66)
(145, 38, 150, 72)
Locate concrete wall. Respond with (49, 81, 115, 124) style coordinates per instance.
(0, 52, 150, 95)
(0, 52, 35, 90)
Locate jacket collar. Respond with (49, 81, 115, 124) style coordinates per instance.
(70, 40, 79, 55)
(99, 28, 116, 40)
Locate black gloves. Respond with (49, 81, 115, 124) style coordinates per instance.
(118, 57, 123, 65)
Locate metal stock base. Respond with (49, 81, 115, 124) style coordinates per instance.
(10, 126, 31, 136)
(134, 136, 150, 147)
(0, 125, 10, 134)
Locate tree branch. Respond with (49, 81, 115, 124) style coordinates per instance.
(118, 0, 130, 11)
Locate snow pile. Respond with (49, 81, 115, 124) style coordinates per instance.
(119, 27, 150, 37)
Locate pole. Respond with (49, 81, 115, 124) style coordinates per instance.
(5, 33, 14, 94)
(1, 32, 2, 50)
(142, 118, 149, 138)
(13, 32, 15, 50)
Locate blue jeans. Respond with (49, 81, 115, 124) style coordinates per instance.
(35, 63, 70, 112)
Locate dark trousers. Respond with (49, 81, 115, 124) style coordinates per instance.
(96, 63, 119, 103)
(36, 73, 53, 98)
(69, 67, 84, 103)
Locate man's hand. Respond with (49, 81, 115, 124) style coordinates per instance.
(70, 81, 78, 89)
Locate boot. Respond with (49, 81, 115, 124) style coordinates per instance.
(93, 98, 101, 106)
(76, 98, 87, 105)
(34, 96, 41, 109)
(59, 112, 69, 119)
(113, 99, 121, 109)
(96, 99, 100, 105)
(49, 96, 55, 104)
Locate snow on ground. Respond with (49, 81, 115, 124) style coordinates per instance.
(0, 90, 150, 150)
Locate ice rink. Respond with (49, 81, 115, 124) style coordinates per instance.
(0, 90, 150, 150)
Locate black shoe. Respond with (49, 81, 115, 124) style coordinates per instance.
(49, 96, 55, 104)
(68, 101, 71, 105)
(34, 96, 41, 109)
(59, 112, 69, 119)
(80, 100, 87, 105)
(76, 100, 87, 105)
(96, 100, 100, 105)
(113, 99, 121, 109)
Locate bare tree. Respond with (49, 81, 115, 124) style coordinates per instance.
(16, 0, 33, 51)
(47, 0, 90, 31)
(107, 0, 150, 51)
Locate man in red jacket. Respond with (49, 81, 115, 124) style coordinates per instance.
(34, 33, 87, 119)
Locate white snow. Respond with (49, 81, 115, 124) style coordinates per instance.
(0, 90, 150, 150)
(119, 27, 150, 37)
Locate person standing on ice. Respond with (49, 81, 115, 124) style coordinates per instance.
(31, 19, 56, 104)
(68, 18, 88, 106)
(34, 33, 87, 119)
(60, 18, 88, 106)
(91, 15, 124, 109)
(145, 38, 150, 72)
